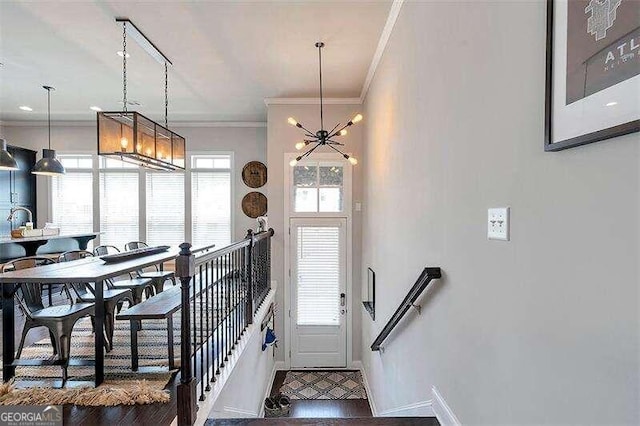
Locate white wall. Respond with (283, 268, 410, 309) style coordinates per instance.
(360, 1, 638, 425)
(0, 123, 266, 242)
(266, 103, 364, 364)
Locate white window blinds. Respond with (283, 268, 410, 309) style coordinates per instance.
(191, 171, 231, 249)
(296, 226, 341, 326)
(99, 171, 139, 250)
(146, 172, 185, 246)
(51, 156, 93, 235)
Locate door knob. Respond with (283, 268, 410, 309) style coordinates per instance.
(340, 292, 346, 307)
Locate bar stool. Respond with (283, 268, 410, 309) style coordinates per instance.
(58, 250, 133, 352)
(94, 245, 156, 304)
(124, 241, 176, 294)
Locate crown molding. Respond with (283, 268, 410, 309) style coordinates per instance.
(0, 120, 266, 128)
(264, 97, 361, 106)
(359, 0, 405, 103)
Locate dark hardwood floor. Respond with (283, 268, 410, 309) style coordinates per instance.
(268, 370, 372, 418)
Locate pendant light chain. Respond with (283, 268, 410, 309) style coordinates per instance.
(122, 22, 128, 112)
(165, 62, 168, 128)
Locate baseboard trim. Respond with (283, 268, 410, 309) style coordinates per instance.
(353, 361, 378, 416)
(432, 386, 461, 426)
(379, 400, 434, 417)
(221, 406, 259, 417)
(257, 361, 281, 418)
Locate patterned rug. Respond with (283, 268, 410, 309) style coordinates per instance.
(279, 371, 367, 400)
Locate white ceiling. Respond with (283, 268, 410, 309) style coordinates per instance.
(0, 1, 391, 123)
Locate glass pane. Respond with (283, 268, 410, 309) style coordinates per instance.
(99, 172, 139, 249)
(296, 226, 341, 326)
(319, 166, 343, 186)
(51, 172, 93, 235)
(293, 165, 317, 187)
(101, 157, 138, 169)
(191, 155, 231, 169)
(319, 187, 343, 212)
(294, 188, 318, 213)
(191, 171, 231, 248)
(146, 173, 185, 246)
(213, 158, 231, 169)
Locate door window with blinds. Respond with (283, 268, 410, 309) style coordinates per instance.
(292, 162, 345, 213)
(146, 172, 185, 246)
(99, 157, 139, 249)
(191, 154, 232, 249)
(51, 155, 94, 235)
(295, 225, 342, 325)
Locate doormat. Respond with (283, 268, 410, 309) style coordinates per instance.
(279, 370, 367, 400)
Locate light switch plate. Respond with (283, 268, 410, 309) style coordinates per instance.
(488, 207, 510, 241)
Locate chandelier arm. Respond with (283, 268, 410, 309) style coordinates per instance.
(327, 122, 340, 136)
(326, 140, 344, 146)
(295, 123, 316, 136)
(328, 123, 352, 139)
(326, 143, 349, 158)
(301, 142, 322, 159)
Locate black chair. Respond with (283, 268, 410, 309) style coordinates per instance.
(58, 250, 133, 352)
(1, 257, 95, 385)
(93, 245, 155, 304)
(124, 241, 176, 294)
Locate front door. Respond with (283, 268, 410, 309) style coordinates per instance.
(290, 218, 347, 368)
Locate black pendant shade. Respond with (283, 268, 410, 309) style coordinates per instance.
(32, 85, 65, 176)
(0, 139, 19, 171)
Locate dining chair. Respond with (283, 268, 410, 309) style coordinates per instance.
(93, 245, 156, 304)
(1, 256, 95, 384)
(58, 250, 133, 351)
(124, 241, 176, 294)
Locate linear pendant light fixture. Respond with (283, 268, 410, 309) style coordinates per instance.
(97, 19, 185, 171)
(288, 42, 362, 167)
(32, 85, 66, 176)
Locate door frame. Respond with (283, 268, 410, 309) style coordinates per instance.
(283, 152, 353, 370)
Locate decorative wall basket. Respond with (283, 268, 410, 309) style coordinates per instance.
(242, 161, 267, 188)
(242, 192, 267, 218)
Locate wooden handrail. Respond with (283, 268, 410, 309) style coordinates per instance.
(370, 267, 441, 351)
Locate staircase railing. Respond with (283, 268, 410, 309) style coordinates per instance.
(175, 228, 274, 425)
(370, 267, 441, 351)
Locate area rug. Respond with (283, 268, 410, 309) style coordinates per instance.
(279, 371, 367, 400)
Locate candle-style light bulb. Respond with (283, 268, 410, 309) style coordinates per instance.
(287, 117, 298, 126)
(289, 158, 299, 167)
(349, 156, 358, 165)
(339, 129, 348, 136)
(351, 114, 363, 124)
(120, 137, 129, 150)
(295, 141, 306, 150)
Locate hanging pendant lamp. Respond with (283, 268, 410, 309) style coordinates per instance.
(32, 85, 65, 176)
(288, 42, 362, 167)
(97, 19, 185, 171)
(0, 139, 19, 171)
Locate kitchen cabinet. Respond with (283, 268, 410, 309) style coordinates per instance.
(0, 145, 37, 237)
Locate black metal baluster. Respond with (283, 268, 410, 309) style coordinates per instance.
(219, 256, 225, 369)
(205, 260, 211, 392)
(199, 264, 205, 401)
(225, 253, 231, 359)
(216, 257, 222, 373)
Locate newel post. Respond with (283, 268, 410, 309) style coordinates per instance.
(176, 243, 197, 425)
(245, 229, 254, 325)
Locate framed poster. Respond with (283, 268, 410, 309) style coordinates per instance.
(545, 0, 640, 151)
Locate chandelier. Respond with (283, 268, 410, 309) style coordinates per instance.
(97, 19, 185, 171)
(288, 42, 362, 167)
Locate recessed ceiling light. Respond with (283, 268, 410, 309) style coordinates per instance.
(116, 51, 131, 58)
(606, 101, 618, 107)
(89, 106, 103, 112)
(19, 106, 33, 111)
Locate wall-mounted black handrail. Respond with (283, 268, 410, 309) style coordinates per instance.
(370, 267, 441, 351)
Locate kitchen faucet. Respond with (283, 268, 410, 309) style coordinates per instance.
(7, 206, 33, 225)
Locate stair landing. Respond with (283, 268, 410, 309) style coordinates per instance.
(206, 417, 439, 425)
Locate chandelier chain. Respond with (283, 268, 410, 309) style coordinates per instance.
(122, 22, 127, 112)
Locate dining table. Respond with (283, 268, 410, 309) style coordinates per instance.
(0, 247, 180, 386)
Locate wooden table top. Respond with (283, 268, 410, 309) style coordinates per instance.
(0, 248, 180, 284)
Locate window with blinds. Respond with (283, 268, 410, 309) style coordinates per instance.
(99, 159, 139, 250)
(191, 155, 232, 249)
(146, 172, 185, 246)
(51, 155, 93, 235)
(296, 226, 341, 326)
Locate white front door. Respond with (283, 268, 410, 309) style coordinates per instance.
(290, 218, 347, 368)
